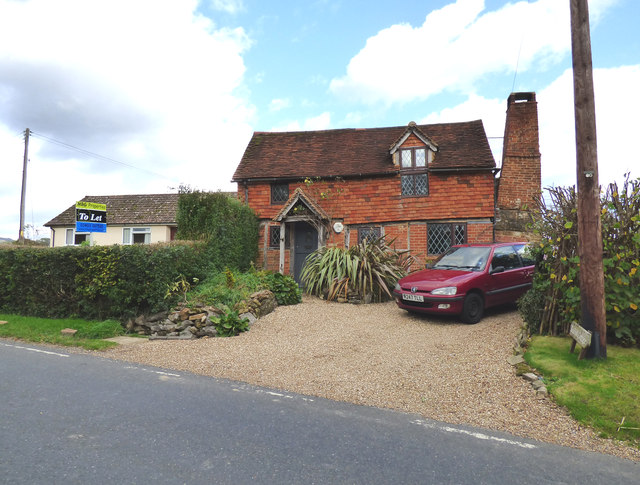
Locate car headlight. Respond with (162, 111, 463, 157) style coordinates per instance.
(394, 282, 401, 292)
(431, 286, 457, 296)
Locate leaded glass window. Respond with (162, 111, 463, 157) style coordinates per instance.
(400, 147, 428, 169)
(428, 223, 467, 255)
(269, 226, 290, 249)
(271, 183, 289, 204)
(399, 147, 429, 197)
(358, 226, 381, 244)
(401, 150, 412, 168)
(401, 174, 428, 196)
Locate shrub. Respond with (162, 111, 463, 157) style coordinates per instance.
(526, 174, 640, 346)
(0, 243, 206, 321)
(261, 271, 302, 305)
(176, 188, 259, 272)
(188, 270, 263, 308)
(301, 236, 414, 303)
(212, 308, 250, 337)
(188, 268, 300, 308)
(517, 286, 546, 334)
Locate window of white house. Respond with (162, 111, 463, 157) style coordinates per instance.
(123, 227, 151, 245)
(400, 147, 428, 197)
(65, 228, 89, 245)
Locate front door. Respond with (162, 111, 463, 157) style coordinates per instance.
(293, 222, 318, 286)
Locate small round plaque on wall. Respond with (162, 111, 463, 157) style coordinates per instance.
(333, 222, 344, 233)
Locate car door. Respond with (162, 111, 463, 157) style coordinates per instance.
(485, 245, 526, 307)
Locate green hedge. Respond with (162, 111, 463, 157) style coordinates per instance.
(0, 243, 207, 320)
(176, 189, 258, 271)
(522, 175, 640, 346)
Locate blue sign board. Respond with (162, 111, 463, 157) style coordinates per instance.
(75, 201, 107, 233)
(76, 221, 107, 233)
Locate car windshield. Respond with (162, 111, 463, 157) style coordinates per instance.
(433, 246, 492, 271)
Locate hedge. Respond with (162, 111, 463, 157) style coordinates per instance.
(176, 189, 258, 272)
(519, 175, 640, 346)
(0, 243, 207, 320)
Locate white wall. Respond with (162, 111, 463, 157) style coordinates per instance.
(50, 225, 175, 247)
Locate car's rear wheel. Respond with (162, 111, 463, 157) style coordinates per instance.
(461, 293, 484, 324)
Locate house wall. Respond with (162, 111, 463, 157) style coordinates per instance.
(239, 171, 496, 224)
(241, 170, 496, 274)
(49, 224, 175, 247)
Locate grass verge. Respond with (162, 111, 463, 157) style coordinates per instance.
(525, 335, 640, 448)
(0, 314, 123, 350)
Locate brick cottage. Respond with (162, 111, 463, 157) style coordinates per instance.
(232, 92, 541, 283)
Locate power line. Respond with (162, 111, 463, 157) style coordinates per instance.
(29, 131, 178, 182)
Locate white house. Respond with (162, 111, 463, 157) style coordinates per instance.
(44, 194, 179, 247)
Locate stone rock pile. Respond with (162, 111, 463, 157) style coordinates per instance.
(125, 290, 278, 340)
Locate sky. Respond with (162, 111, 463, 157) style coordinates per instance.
(1, 0, 638, 240)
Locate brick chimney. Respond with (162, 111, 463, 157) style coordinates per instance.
(495, 92, 541, 242)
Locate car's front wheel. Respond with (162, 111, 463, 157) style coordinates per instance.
(461, 293, 484, 324)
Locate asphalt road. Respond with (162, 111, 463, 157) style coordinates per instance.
(1, 339, 638, 484)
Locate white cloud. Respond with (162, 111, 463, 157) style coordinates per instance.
(422, 64, 640, 192)
(0, 0, 254, 238)
(303, 112, 332, 131)
(271, 112, 332, 132)
(269, 98, 291, 112)
(211, 0, 245, 15)
(329, 0, 594, 104)
(420, 93, 505, 165)
(538, 64, 640, 189)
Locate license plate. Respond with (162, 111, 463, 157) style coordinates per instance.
(402, 293, 424, 302)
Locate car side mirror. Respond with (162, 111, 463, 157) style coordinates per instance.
(490, 266, 505, 274)
(425, 263, 433, 269)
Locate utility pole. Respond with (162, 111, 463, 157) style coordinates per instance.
(570, 0, 606, 358)
(18, 128, 30, 244)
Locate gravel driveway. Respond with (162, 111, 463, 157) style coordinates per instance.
(104, 297, 639, 461)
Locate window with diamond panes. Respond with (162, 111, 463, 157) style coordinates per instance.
(358, 226, 381, 244)
(400, 147, 427, 168)
(401, 174, 428, 196)
(271, 183, 289, 204)
(401, 150, 412, 167)
(269, 226, 289, 249)
(428, 223, 467, 255)
(400, 147, 428, 197)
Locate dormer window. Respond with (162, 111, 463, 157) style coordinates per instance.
(400, 147, 429, 196)
(401, 147, 426, 168)
(390, 123, 437, 198)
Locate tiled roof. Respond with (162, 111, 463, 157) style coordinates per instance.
(232, 120, 495, 181)
(44, 194, 180, 227)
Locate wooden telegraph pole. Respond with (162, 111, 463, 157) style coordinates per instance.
(570, 0, 606, 358)
(18, 128, 30, 244)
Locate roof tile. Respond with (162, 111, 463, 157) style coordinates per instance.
(232, 120, 495, 181)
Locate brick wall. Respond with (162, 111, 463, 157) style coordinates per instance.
(240, 171, 495, 224)
(497, 92, 541, 210)
(495, 92, 541, 242)
(253, 218, 494, 274)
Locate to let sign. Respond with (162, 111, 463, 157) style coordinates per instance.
(76, 201, 107, 233)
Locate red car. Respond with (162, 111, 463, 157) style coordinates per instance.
(393, 242, 535, 324)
